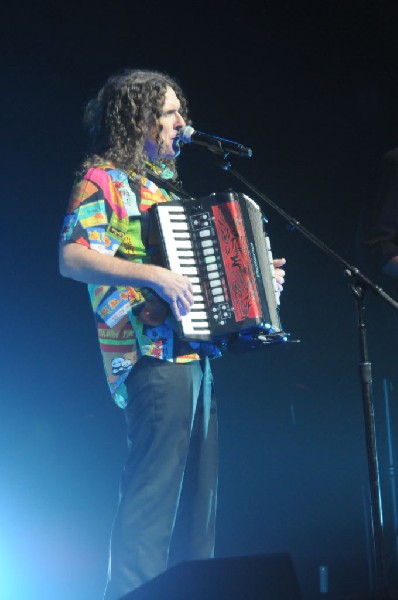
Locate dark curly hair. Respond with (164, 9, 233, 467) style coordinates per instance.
(81, 68, 190, 177)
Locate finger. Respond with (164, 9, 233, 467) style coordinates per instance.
(177, 294, 192, 314)
(171, 299, 182, 321)
(183, 288, 195, 306)
(273, 258, 286, 267)
(171, 295, 192, 321)
(184, 276, 194, 295)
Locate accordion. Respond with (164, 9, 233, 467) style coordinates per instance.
(150, 191, 288, 350)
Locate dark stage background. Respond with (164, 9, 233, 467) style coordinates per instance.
(3, 2, 398, 599)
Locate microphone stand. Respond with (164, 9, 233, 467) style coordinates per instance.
(214, 153, 398, 599)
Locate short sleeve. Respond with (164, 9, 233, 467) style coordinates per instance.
(60, 167, 129, 256)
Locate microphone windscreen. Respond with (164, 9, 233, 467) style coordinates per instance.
(179, 125, 195, 144)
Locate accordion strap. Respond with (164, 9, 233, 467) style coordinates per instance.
(148, 172, 193, 200)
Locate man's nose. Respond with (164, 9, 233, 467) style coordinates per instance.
(176, 112, 185, 128)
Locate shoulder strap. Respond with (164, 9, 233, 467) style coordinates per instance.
(148, 173, 194, 200)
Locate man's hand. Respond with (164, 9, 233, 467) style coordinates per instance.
(151, 267, 195, 321)
(60, 243, 195, 321)
(273, 258, 286, 292)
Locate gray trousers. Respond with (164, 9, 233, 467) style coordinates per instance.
(103, 356, 218, 600)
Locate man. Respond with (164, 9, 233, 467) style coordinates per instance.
(364, 146, 398, 277)
(59, 68, 286, 599)
(360, 146, 398, 386)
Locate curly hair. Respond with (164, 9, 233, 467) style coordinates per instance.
(80, 68, 190, 177)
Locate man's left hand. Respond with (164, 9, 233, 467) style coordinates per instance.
(273, 258, 286, 292)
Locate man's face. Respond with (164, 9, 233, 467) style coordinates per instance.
(144, 86, 186, 162)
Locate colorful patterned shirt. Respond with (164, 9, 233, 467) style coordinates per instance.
(60, 162, 221, 408)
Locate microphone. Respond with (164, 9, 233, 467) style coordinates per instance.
(179, 125, 252, 158)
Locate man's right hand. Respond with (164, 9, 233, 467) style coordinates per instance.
(151, 267, 195, 321)
(59, 242, 195, 321)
